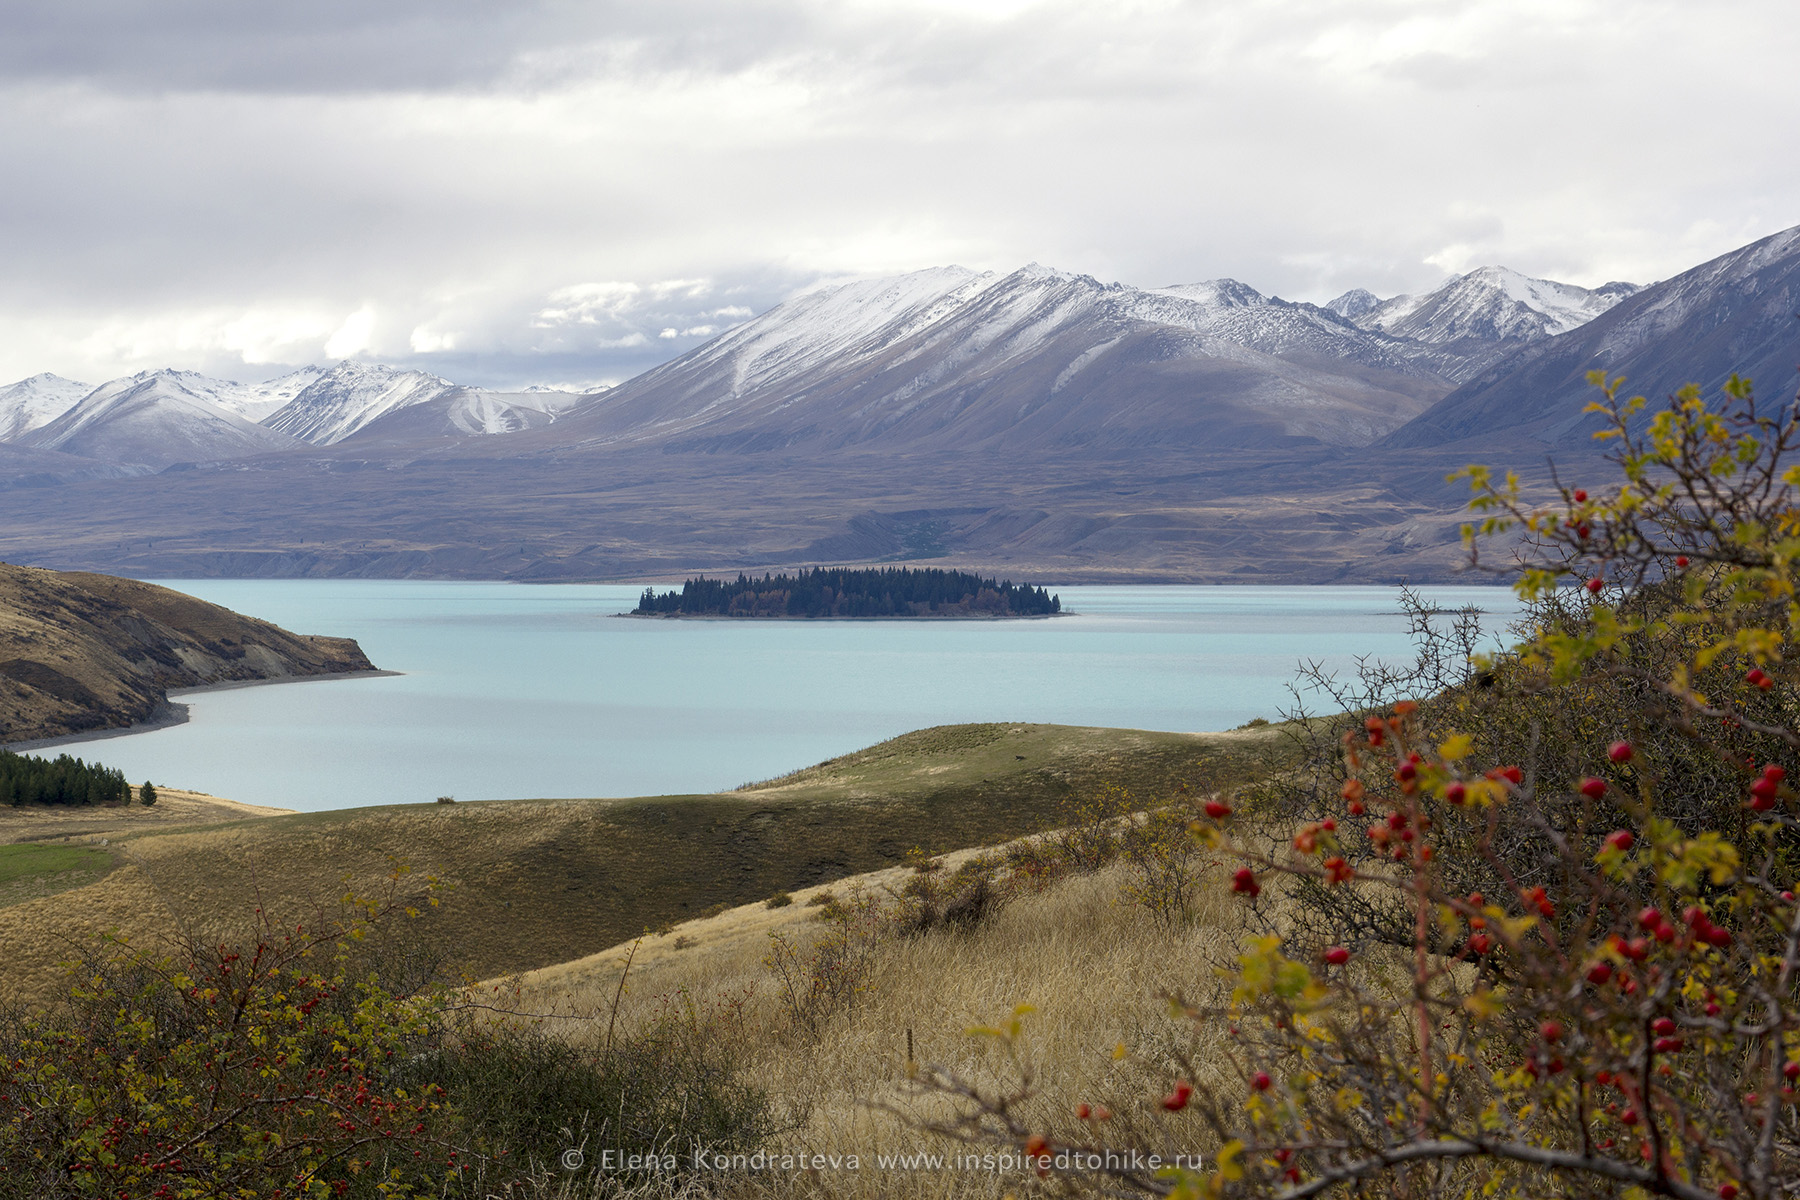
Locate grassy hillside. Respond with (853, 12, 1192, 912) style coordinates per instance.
(0, 563, 374, 743)
(503, 838, 1267, 1198)
(0, 721, 1300, 1006)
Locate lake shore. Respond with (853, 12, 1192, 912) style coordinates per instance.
(2, 669, 400, 754)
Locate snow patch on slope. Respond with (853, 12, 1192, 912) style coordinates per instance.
(263, 361, 455, 445)
(22, 370, 302, 467)
(0, 373, 91, 440)
(1357, 267, 1641, 345)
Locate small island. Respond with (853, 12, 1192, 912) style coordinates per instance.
(632, 567, 1062, 619)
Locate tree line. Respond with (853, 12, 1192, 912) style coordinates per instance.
(0, 748, 133, 807)
(634, 567, 1062, 618)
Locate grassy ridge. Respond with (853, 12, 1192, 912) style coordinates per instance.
(0, 563, 374, 743)
(0, 722, 1300, 1006)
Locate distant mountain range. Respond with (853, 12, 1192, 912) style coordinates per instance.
(4, 362, 591, 470)
(0, 225, 1793, 583)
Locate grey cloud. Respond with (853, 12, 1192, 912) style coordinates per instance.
(0, 0, 1796, 387)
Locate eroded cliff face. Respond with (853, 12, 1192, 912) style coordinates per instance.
(0, 564, 373, 743)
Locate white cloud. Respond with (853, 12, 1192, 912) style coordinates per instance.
(324, 307, 377, 359)
(0, 0, 1796, 385)
(409, 325, 460, 353)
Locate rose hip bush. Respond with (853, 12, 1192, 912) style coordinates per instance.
(918, 372, 1800, 1199)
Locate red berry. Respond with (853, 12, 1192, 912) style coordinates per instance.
(1586, 577, 1604, 593)
(1784, 1061, 1800, 1082)
(1577, 525, 1592, 539)
(1161, 1081, 1193, 1111)
(1324, 946, 1351, 965)
(1625, 937, 1649, 961)
(1320, 818, 1335, 831)
(1579, 777, 1607, 799)
(1720, 1186, 1739, 1200)
(1076, 1103, 1091, 1119)
(1608, 741, 1633, 762)
(1586, 961, 1613, 985)
(1252, 1072, 1272, 1091)
(1468, 932, 1492, 955)
(1765, 764, 1787, 782)
(1231, 868, 1260, 898)
(1752, 776, 1779, 801)
(1652, 1017, 1676, 1036)
(1347, 800, 1365, 815)
(1674, 555, 1689, 568)
(1620, 1108, 1639, 1126)
(1501, 765, 1522, 785)
(1573, 489, 1587, 502)
(1637, 906, 1663, 930)
(1444, 781, 1466, 804)
(1204, 800, 1231, 819)
(1604, 829, 1635, 852)
(1708, 926, 1732, 947)
(1705, 1002, 1722, 1017)
(1595, 1070, 1613, 1085)
(1540, 1020, 1563, 1043)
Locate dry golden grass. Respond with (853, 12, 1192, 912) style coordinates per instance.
(0, 722, 1301, 1009)
(0, 787, 292, 845)
(501, 841, 1263, 1199)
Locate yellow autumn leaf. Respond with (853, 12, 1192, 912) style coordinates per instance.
(1439, 734, 1473, 762)
(1216, 1140, 1245, 1182)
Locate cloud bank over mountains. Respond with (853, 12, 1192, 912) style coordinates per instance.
(0, 0, 1795, 388)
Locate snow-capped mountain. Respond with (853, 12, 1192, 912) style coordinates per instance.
(1349, 267, 1640, 377)
(1384, 224, 1800, 451)
(263, 362, 456, 445)
(74, 367, 329, 423)
(0, 373, 91, 441)
(21, 370, 303, 468)
(339, 387, 586, 443)
(1324, 289, 1381, 321)
(545, 264, 1454, 455)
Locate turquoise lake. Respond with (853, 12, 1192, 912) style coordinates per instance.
(58, 582, 1522, 812)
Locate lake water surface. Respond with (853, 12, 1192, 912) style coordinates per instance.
(60, 582, 1521, 811)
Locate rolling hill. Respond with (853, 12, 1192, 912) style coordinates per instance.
(0, 720, 1300, 1006)
(0, 563, 375, 744)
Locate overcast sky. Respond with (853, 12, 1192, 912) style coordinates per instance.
(1, 0, 1796, 389)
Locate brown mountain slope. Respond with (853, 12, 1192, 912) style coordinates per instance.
(0, 563, 374, 743)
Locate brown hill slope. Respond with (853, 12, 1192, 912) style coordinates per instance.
(0, 563, 374, 743)
(0, 722, 1299, 1007)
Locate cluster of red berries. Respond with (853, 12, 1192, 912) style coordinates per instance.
(1747, 666, 1776, 690)
(1749, 762, 1785, 811)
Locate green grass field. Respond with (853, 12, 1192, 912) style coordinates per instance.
(0, 842, 117, 907)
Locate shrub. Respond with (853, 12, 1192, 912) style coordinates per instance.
(914, 373, 1800, 1200)
(764, 888, 884, 1039)
(765, 891, 793, 909)
(0, 868, 774, 1198)
(894, 857, 1007, 936)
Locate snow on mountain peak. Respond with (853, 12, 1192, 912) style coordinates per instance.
(1354, 266, 1641, 347)
(0, 372, 92, 441)
(1324, 288, 1382, 320)
(19, 368, 302, 467)
(263, 360, 456, 445)
(1153, 279, 1269, 309)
